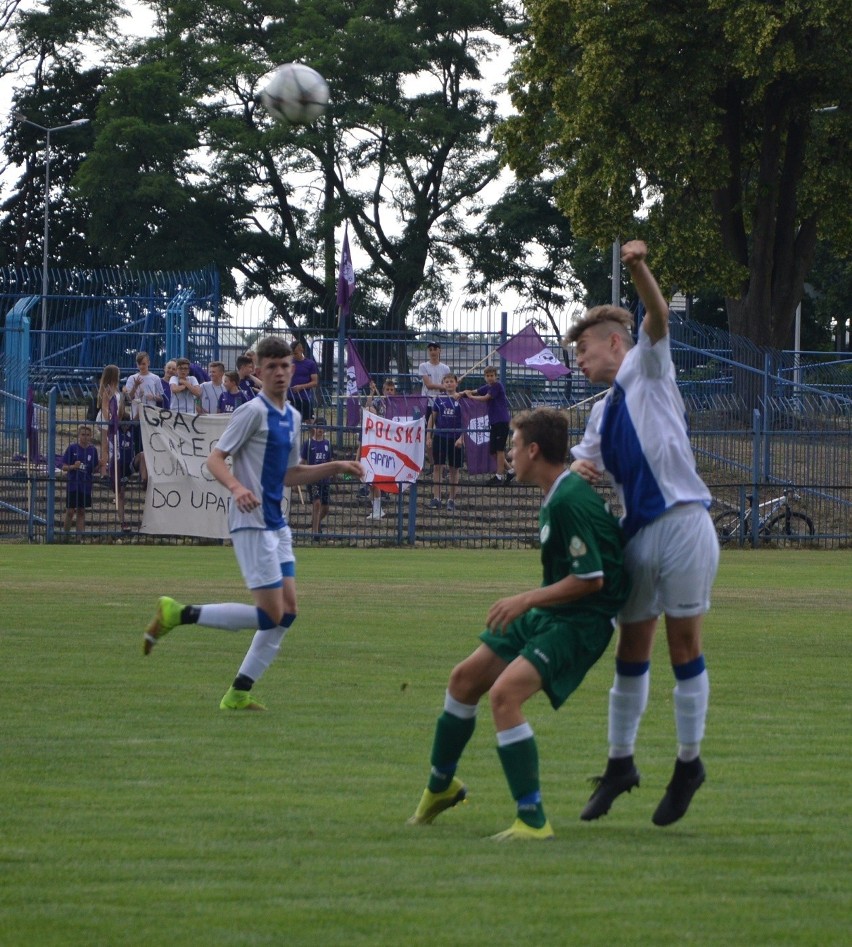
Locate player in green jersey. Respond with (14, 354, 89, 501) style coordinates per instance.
(407, 407, 629, 839)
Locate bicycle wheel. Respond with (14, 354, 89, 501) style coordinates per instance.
(762, 511, 815, 546)
(713, 510, 743, 546)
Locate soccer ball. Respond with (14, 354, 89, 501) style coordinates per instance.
(260, 63, 329, 125)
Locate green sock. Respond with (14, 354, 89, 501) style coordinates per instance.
(427, 711, 476, 793)
(496, 737, 547, 829)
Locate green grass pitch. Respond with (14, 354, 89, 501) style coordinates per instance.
(0, 546, 849, 946)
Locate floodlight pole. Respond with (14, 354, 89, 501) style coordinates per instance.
(12, 114, 90, 365)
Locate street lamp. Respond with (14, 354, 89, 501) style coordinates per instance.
(12, 113, 90, 364)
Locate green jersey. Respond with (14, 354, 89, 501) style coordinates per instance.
(538, 470, 628, 619)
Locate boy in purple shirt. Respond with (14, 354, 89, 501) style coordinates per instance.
(427, 373, 464, 511)
(218, 371, 247, 413)
(301, 418, 333, 540)
(61, 424, 99, 536)
(459, 367, 513, 483)
(236, 355, 260, 402)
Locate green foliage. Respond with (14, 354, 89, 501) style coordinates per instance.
(0, 546, 849, 944)
(66, 0, 513, 344)
(503, 0, 852, 347)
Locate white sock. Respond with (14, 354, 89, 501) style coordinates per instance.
(197, 603, 259, 630)
(608, 668, 650, 758)
(237, 627, 288, 683)
(444, 690, 477, 719)
(496, 721, 534, 747)
(372, 497, 382, 516)
(674, 668, 709, 760)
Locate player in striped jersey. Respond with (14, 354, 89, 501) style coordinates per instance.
(565, 241, 719, 826)
(143, 337, 363, 710)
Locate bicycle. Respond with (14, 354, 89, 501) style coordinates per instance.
(713, 487, 815, 547)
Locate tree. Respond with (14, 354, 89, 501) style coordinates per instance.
(501, 0, 852, 353)
(72, 0, 513, 367)
(0, 0, 123, 269)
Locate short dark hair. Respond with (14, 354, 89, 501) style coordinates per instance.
(511, 408, 568, 465)
(426, 341, 440, 349)
(236, 355, 254, 369)
(314, 417, 326, 426)
(256, 337, 292, 362)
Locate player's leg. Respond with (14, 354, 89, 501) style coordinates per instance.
(653, 506, 718, 825)
(489, 657, 554, 839)
(581, 524, 659, 820)
(223, 530, 298, 710)
(408, 645, 507, 825)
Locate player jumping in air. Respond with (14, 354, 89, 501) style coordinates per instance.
(565, 241, 719, 826)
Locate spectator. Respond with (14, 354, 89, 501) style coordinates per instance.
(200, 361, 226, 414)
(301, 418, 333, 541)
(459, 367, 514, 483)
(419, 341, 450, 413)
(218, 371, 247, 413)
(287, 340, 319, 420)
(124, 352, 164, 477)
(427, 373, 464, 512)
(95, 364, 126, 476)
(236, 354, 261, 402)
(169, 358, 201, 414)
(60, 424, 98, 538)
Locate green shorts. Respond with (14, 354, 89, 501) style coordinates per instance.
(479, 608, 616, 710)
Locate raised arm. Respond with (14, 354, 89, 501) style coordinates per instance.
(621, 240, 670, 344)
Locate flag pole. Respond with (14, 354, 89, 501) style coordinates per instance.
(570, 387, 610, 410)
(457, 347, 501, 384)
(336, 306, 345, 451)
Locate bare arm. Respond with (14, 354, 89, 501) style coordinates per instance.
(285, 460, 364, 487)
(621, 240, 670, 344)
(485, 574, 604, 633)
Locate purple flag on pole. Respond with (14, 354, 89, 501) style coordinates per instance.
(336, 225, 355, 323)
(459, 397, 496, 474)
(346, 339, 371, 389)
(345, 339, 372, 426)
(497, 324, 570, 380)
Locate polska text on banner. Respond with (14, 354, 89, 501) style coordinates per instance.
(459, 396, 497, 475)
(138, 406, 233, 538)
(359, 411, 425, 493)
(497, 323, 570, 380)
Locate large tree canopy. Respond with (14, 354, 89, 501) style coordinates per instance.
(501, 0, 852, 349)
(71, 0, 513, 345)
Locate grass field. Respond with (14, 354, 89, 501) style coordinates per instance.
(1, 546, 849, 946)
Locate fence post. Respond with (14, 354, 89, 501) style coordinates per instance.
(46, 387, 58, 544)
(405, 482, 417, 545)
(762, 353, 772, 481)
(499, 311, 508, 388)
(751, 408, 761, 547)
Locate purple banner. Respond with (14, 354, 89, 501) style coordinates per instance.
(459, 397, 496, 474)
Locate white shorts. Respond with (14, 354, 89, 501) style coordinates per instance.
(619, 503, 719, 623)
(231, 526, 295, 590)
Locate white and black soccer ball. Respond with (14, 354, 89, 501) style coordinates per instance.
(260, 63, 329, 125)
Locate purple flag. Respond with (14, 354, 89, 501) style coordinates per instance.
(346, 339, 371, 389)
(459, 397, 496, 475)
(384, 395, 429, 423)
(336, 226, 355, 323)
(497, 324, 570, 380)
(345, 339, 371, 427)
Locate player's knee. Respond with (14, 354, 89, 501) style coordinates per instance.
(448, 661, 479, 703)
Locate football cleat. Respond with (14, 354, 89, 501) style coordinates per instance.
(489, 818, 555, 841)
(219, 686, 266, 711)
(407, 777, 467, 825)
(580, 760, 641, 821)
(652, 758, 706, 826)
(143, 596, 184, 655)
